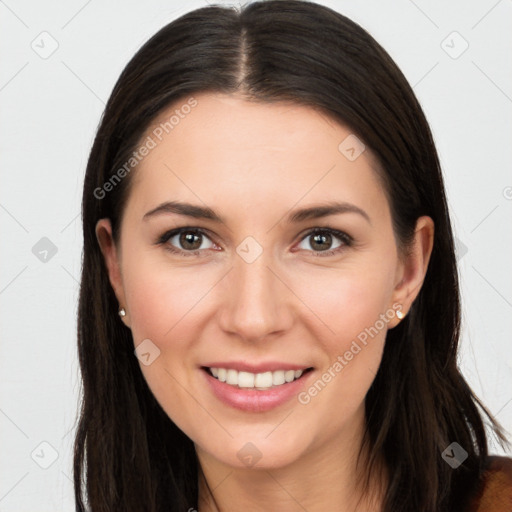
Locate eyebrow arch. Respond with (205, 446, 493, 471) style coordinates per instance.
(143, 201, 225, 223)
(143, 200, 371, 225)
(286, 201, 371, 225)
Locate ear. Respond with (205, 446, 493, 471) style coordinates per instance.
(95, 218, 131, 328)
(387, 215, 434, 328)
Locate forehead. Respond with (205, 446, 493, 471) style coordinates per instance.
(143, 92, 369, 165)
(126, 92, 388, 222)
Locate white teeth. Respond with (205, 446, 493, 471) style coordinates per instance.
(272, 371, 285, 385)
(226, 369, 238, 385)
(284, 370, 295, 382)
(254, 371, 273, 388)
(238, 371, 255, 388)
(208, 367, 307, 389)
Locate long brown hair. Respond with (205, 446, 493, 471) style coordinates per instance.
(74, 1, 509, 510)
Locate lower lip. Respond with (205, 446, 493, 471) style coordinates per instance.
(202, 369, 312, 413)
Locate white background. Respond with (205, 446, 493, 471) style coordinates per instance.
(1, 0, 511, 509)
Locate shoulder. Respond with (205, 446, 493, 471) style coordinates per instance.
(465, 455, 512, 511)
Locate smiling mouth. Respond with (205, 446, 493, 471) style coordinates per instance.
(202, 366, 314, 390)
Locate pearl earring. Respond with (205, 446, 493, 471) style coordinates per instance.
(396, 309, 405, 320)
(118, 307, 126, 317)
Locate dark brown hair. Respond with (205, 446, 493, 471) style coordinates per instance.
(74, 1, 509, 510)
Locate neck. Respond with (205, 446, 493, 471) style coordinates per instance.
(196, 409, 388, 512)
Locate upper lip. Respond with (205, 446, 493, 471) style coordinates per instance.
(201, 361, 313, 373)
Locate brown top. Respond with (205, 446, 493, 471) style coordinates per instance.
(466, 456, 512, 511)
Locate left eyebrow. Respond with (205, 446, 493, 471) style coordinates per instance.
(285, 201, 371, 225)
(142, 200, 371, 226)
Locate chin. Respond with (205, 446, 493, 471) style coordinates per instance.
(201, 431, 311, 471)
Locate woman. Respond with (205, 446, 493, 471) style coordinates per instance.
(74, 1, 511, 511)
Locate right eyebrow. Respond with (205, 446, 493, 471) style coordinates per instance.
(143, 201, 225, 223)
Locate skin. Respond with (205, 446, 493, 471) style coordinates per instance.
(96, 92, 434, 511)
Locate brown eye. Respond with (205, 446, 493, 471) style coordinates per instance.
(178, 231, 203, 250)
(296, 228, 352, 256)
(157, 228, 216, 256)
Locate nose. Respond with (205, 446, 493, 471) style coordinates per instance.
(218, 247, 293, 343)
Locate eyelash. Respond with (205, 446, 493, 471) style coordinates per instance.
(156, 227, 353, 258)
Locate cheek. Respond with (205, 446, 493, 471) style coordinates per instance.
(290, 263, 394, 414)
(120, 257, 210, 433)
(292, 262, 395, 344)
(122, 256, 209, 343)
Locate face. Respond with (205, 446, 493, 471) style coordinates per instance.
(96, 92, 433, 472)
